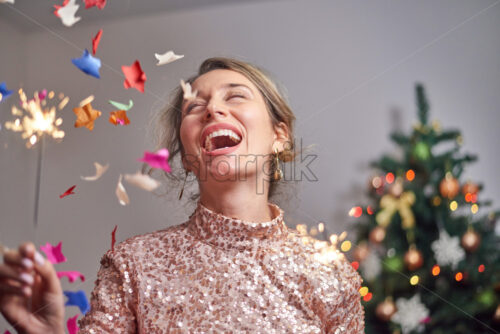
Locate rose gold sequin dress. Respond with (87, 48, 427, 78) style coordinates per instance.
(78, 200, 365, 333)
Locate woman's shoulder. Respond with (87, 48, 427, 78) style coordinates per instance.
(283, 227, 363, 287)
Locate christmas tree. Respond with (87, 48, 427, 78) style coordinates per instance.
(350, 83, 500, 333)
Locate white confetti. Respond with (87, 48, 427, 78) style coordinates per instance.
(116, 174, 130, 206)
(124, 171, 160, 192)
(180, 79, 198, 100)
(81, 162, 109, 181)
(155, 50, 184, 66)
(58, 0, 81, 27)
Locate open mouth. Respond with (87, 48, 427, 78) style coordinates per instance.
(203, 130, 242, 152)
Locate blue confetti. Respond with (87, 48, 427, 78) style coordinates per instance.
(64, 290, 90, 314)
(0, 82, 13, 102)
(71, 49, 101, 79)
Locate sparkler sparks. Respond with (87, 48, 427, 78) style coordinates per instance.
(4, 88, 66, 148)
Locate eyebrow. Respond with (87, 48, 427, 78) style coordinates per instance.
(181, 83, 253, 110)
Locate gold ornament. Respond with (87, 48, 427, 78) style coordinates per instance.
(353, 242, 370, 262)
(376, 191, 416, 229)
(461, 227, 481, 252)
(376, 298, 397, 322)
(439, 172, 460, 199)
(404, 245, 424, 271)
(369, 226, 386, 244)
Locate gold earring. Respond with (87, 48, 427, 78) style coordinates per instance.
(273, 147, 283, 181)
(178, 170, 189, 200)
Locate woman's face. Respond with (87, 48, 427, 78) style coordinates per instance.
(179, 69, 287, 184)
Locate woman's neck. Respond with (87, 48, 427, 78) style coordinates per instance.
(199, 185, 274, 223)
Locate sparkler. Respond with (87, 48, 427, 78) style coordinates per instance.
(4, 89, 68, 227)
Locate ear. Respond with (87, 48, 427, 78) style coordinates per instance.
(272, 121, 290, 152)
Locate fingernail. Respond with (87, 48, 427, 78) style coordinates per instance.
(22, 285, 31, 296)
(21, 258, 34, 269)
(34, 251, 45, 266)
(20, 272, 34, 285)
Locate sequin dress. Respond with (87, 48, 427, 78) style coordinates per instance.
(78, 200, 365, 333)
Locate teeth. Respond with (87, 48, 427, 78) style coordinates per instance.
(204, 129, 241, 151)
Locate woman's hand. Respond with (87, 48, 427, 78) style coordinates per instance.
(0, 241, 65, 334)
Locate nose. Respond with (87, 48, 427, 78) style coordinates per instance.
(203, 98, 227, 121)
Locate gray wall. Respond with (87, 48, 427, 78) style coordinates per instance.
(1, 0, 499, 329)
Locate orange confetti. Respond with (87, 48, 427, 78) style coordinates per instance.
(73, 102, 101, 131)
(109, 110, 130, 126)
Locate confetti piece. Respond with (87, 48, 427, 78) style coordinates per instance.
(138, 148, 171, 173)
(60, 185, 76, 199)
(73, 102, 102, 131)
(57, 0, 81, 27)
(109, 110, 130, 126)
(111, 225, 117, 251)
(79, 95, 94, 107)
(124, 170, 160, 191)
(122, 60, 146, 93)
(108, 99, 133, 111)
(40, 241, 67, 264)
(67, 314, 79, 334)
(92, 29, 102, 55)
(0, 82, 13, 102)
(64, 290, 90, 314)
(57, 271, 85, 283)
(84, 0, 106, 9)
(81, 162, 109, 181)
(53, 0, 69, 18)
(38, 89, 47, 101)
(180, 79, 197, 100)
(72, 49, 101, 79)
(58, 96, 70, 110)
(155, 50, 184, 66)
(116, 174, 130, 206)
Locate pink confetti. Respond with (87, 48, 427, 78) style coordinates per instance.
(4, 331, 12, 334)
(38, 89, 48, 101)
(138, 148, 171, 173)
(67, 314, 79, 334)
(40, 241, 67, 264)
(57, 271, 85, 283)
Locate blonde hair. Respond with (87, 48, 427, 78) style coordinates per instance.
(147, 56, 309, 205)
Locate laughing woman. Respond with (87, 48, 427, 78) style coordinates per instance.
(0, 57, 364, 333)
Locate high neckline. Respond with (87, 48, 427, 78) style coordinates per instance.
(187, 199, 288, 252)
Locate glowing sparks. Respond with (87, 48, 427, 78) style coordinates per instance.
(4, 89, 66, 148)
